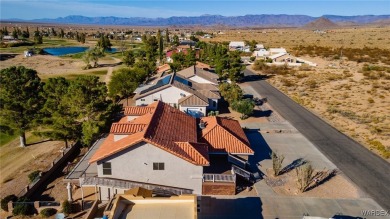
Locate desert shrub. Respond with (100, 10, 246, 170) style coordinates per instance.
(367, 97, 375, 103)
(296, 73, 308, 78)
(271, 151, 284, 176)
(281, 78, 294, 87)
(62, 200, 72, 215)
(367, 140, 390, 158)
(40, 208, 57, 218)
(12, 198, 34, 216)
(28, 170, 40, 183)
(306, 79, 317, 88)
(296, 163, 314, 193)
(1, 194, 17, 211)
(249, 56, 256, 62)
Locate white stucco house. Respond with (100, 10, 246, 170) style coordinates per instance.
(229, 41, 245, 51)
(133, 71, 220, 118)
(75, 101, 254, 200)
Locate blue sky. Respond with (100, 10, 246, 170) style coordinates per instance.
(1, 0, 389, 20)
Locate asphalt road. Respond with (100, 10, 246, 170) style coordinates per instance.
(244, 69, 390, 210)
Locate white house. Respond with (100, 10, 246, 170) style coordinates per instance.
(133, 72, 220, 118)
(229, 41, 245, 51)
(269, 47, 287, 55)
(81, 101, 254, 200)
(253, 49, 270, 58)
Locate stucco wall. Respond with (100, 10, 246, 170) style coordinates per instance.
(97, 142, 203, 194)
(135, 86, 190, 106)
(188, 75, 215, 84)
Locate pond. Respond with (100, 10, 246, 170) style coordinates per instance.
(43, 47, 118, 56)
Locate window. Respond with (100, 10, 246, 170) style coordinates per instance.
(102, 162, 112, 175)
(153, 162, 164, 170)
(141, 99, 145, 101)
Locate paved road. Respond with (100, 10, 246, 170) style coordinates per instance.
(244, 68, 390, 210)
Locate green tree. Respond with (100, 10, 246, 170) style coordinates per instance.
(227, 51, 245, 82)
(172, 34, 180, 46)
(38, 77, 81, 147)
(144, 35, 158, 62)
(108, 67, 147, 103)
(157, 29, 164, 61)
(65, 76, 114, 146)
(184, 49, 197, 67)
(83, 47, 104, 69)
(12, 28, 18, 39)
(122, 50, 135, 66)
(165, 28, 170, 44)
(33, 28, 42, 44)
(59, 29, 65, 38)
(0, 66, 43, 147)
(231, 99, 255, 119)
(219, 82, 243, 104)
(97, 34, 112, 52)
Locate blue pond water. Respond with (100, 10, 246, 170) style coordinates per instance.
(43, 47, 117, 56)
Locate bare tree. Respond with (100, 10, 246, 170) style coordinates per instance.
(295, 163, 314, 192)
(271, 150, 284, 176)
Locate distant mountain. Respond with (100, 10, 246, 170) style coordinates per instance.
(303, 17, 339, 29)
(3, 14, 390, 27)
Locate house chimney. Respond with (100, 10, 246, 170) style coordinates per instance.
(199, 120, 205, 129)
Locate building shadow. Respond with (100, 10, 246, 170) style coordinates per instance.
(245, 130, 271, 178)
(251, 109, 272, 118)
(198, 196, 263, 219)
(279, 158, 307, 175)
(242, 74, 273, 82)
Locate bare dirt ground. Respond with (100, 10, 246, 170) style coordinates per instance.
(252, 56, 390, 160)
(206, 26, 390, 50)
(0, 137, 65, 197)
(265, 169, 362, 199)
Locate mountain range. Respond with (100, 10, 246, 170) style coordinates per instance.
(3, 14, 390, 27)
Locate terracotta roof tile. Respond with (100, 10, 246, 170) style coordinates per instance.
(110, 123, 147, 134)
(200, 117, 253, 154)
(156, 64, 171, 74)
(89, 101, 210, 166)
(124, 105, 156, 116)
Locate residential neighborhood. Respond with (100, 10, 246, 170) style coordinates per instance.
(1, 3, 390, 219)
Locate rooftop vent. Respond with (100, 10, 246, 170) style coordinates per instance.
(199, 120, 205, 129)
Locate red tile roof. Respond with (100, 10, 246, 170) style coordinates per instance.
(90, 101, 210, 166)
(90, 103, 253, 166)
(124, 105, 156, 116)
(110, 123, 147, 134)
(200, 117, 253, 154)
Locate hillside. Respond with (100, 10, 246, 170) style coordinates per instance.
(2, 14, 390, 27)
(303, 17, 339, 29)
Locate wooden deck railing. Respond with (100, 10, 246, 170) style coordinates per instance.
(80, 177, 193, 195)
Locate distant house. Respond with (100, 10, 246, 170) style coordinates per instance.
(253, 49, 269, 58)
(133, 72, 220, 117)
(229, 41, 245, 51)
(156, 63, 171, 74)
(2, 35, 15, 40)
(255, 44, 265, 50)
(72, 101, 255, 200)
(195, 61, 211, 70)
(269, 47, 287, 55)
(268, 53, 296, 63)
